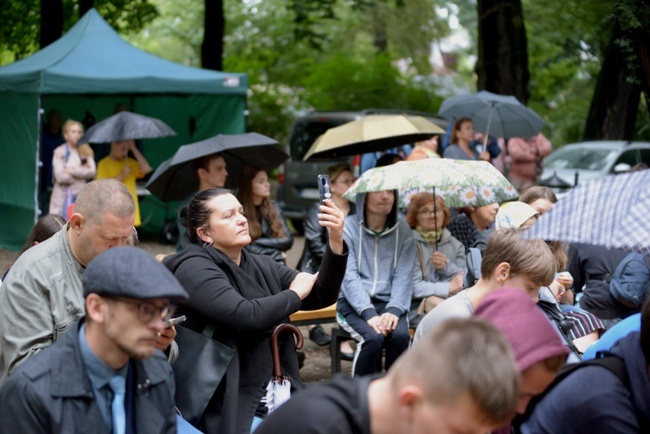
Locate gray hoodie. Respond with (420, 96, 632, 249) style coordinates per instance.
(340, 191, 416, 320)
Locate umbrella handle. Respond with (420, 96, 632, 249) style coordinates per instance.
(271, 323, 304, 378)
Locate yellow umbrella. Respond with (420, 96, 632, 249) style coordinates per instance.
(302, 114, 445, 161)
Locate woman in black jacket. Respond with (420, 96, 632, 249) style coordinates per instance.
(164, 188, 347, 433)
(237, 164, 293, 264)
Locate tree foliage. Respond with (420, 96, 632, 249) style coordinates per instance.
(0, 0, 158, 59)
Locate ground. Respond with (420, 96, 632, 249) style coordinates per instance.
(0, 232, 352, 384)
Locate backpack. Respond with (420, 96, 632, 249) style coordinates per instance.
(513, 354, 629, 433)
(610, 252, 650, 308)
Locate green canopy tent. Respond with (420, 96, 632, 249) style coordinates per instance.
(0, 8, 247, 250)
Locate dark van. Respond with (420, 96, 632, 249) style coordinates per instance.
(278, 109, 448, 233)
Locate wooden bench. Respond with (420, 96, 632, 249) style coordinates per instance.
(289, 303, 337, 326)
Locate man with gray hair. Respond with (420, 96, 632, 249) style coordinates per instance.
(0, 246, 189, 433)
(0, 179, 138, 382)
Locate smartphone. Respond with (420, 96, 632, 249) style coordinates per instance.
(165, 315, 187, 328)
(318, 174, 332, 203)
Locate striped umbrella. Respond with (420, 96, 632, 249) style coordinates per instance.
(524, 170, 650, 254)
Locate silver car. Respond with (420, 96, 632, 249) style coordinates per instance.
(539, 140, 650, 197)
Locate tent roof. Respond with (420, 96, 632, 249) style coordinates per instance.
(0, 9, 247, 95)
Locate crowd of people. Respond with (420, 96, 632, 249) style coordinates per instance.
(0, 115, 649, 434)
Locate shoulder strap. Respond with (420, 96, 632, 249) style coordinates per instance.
(415, 242, 426, 278)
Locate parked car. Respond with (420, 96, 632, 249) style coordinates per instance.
(538, 140, 650, 197)
(277, 109, 449, 233)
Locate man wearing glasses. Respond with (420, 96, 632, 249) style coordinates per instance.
(0, 246, 188, 434)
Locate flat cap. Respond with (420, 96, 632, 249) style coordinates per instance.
(83, 246, 189, 301)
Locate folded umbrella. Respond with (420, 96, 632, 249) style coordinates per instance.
(302, 114, 445, 161)
(77, 111, 176, 144)
(146, 132, 289, 201)
(265, 324, 303, 414)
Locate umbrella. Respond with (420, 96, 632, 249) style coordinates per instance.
(438, 91, 544, 147)
(77, 111, 176, 144)
(524, 170, 650, 254)
(265, 323, 303, 414)
(302, 114, 445, 161)
(342, 158, 519, 209)
(145, 132, 289, 201)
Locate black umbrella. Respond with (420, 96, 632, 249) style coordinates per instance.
(145, 132, 289, 202)
(77, 111, 177, 144)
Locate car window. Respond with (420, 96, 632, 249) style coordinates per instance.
(289, 118, 350, 160)
(612, 150, 639, 170)
(544, 147, 618, 171)
(639, 149, 650, 165)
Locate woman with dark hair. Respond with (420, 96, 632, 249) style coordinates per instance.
(2, 214, 66, 281)
(443, 117, 490, 161)
(405, 192, 466, 325)
(236, 165, 293, 264)
(164, 188, 348, 433)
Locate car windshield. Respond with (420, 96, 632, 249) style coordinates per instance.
(544, 146, 619, 171)
(289, 118, 350, 160)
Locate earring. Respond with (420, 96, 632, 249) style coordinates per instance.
(203, 239, 214, 248)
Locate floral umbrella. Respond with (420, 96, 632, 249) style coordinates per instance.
(342, 158, 519, 208)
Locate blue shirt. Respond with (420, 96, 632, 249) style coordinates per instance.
(78, 324, 129, 430)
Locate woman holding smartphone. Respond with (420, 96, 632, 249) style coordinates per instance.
(164, 188, 348, 433)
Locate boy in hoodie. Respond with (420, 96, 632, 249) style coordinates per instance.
(521, 297, 650, 433)
(473, 287, 569, 432)
(413, 228, 556, 344)
(337, 189, 416, 376)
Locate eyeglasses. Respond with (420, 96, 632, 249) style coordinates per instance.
(417, 209, 440, 217)
(107, 297, 176, 324)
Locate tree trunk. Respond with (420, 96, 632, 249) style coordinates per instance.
(202, 0, 224, 71)
(633, 26, 650, 114)
(476, 0, 529, 105)
(371, 6, 388, 53)
(40, 0, 63, 48)
(583, 24, 640, 141)
(79, 0, 94, 16)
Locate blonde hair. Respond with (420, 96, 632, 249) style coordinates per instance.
(62, 119, 83, 136)
(327, 163, 352, 182)
(481, 228, 556, 287)
(392, 318, 520, 427)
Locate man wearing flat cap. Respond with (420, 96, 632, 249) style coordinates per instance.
(0, 247, 188, 434)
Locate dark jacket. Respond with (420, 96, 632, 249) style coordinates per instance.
(0, 320, 177, 434)
(298, 202, 355, 273)
(245, 201, 293, 263)
(164, 242, 348, 433)
(568, 243, 640, 320)
(521, 332, 650, 433)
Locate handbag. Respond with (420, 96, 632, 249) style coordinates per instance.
(172, 323, 236, 425)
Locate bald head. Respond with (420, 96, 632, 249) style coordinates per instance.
(74, 179, 135, 224)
